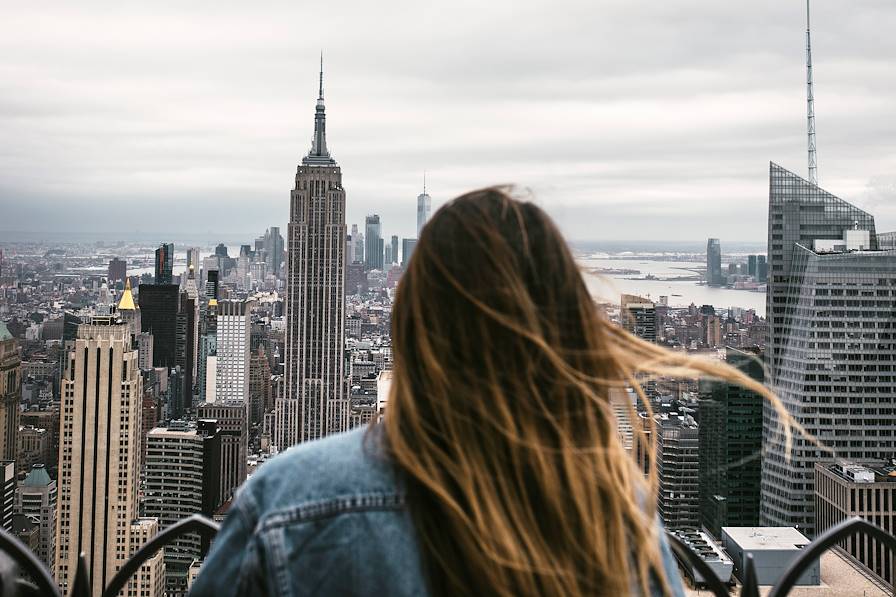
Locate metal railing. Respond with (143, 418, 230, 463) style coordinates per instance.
(0, 516, 891, 596)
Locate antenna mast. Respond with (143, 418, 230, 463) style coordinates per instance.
(806, 0, 818, 185)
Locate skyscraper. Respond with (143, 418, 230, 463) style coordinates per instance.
(699, 347, 763, 538)
(138, 284, 180, 368)
(620, 294, 657, 343)
(656, 412, 700, 529)
(761, 162, 896, 535)
(155, 243, 174, 285)
(144, 420, 221, 595)
(0, 321, 21, 462)
(196, 403, 246, 503)
(364, 214, 383, 271)
(390, 235, 399, 266)
(264, 227, 284, 277)
(706, 238, 722, 286)
(108, 257, 127, 283)
(401, 238, 417, 268)
(55, 317, 157, 597)
(215, 300, 252, 404)
(417, 184, 431, 236)
(279, 60, 347, 448)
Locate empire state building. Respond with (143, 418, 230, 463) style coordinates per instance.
(277, 60, 347, 448)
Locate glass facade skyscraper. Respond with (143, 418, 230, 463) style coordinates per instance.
(706, 238, 722, 286)
(364, 215, 383, 271)
(761, 162, 896, 535)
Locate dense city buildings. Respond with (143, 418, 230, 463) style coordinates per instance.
(761, 162, 896, 535)
(278, 64, 347, 449)
(698, 347, 764, 537)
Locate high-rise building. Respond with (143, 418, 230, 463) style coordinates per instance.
(174, 292, 196, 417)
(215, 300, 252, 404)
(815, 462, 896, 585)
(761, 162, 896, 535)
(117, 279, 141, 338)
(55, 317, 150, 597)
(757, 254, 768, 283)
(279, 61, 347, 449)
(0, 322, 21, 462)
(706, 238, 723, 286)
(747, 254, 758, 278)
(249, 347, 272, 430)
(364, 215, 383, 271)
(0, 460, 13, 532)
(620, 294, 656, 342)
(186, 247, 201, 274)
(390, 235, 399, 266)
(197, 403, 246, 503)
(264, 227, 284, 277)
(144, 421, 221, 596)
(401, 238, 417, 268)
(108, 257, 127, 283)
(699, 347, 763, 538)
(656, 413, 700, 529)
(138, 284, 180, 368)
(155, 243, 174, 285)
(384, 244, 392, 267)
(417, 186, 432, 236)
(205, 269, 219, 300)
(354, 228, 364, 265)
(126, 518, 165, 597)
(15, 464, 57, 566)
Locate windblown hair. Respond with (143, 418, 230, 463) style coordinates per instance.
(383, 187, 793, 596)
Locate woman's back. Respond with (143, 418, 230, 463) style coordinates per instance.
(189, 426, 684, 596)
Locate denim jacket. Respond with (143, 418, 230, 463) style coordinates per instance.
(190, 425, 685, 596)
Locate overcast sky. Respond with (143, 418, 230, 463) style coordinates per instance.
(2, 0, 895, 244)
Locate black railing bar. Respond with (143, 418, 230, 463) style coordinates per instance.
(72, 553, 90, 597)
(741, 553, 759, 597)
(768, 517, 896, 597)
(0, 525, 61, 597)
(665, 532, 729, 597)
(101, 514, 220, 597)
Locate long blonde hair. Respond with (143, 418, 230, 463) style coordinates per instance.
(384, 187, 793, 596)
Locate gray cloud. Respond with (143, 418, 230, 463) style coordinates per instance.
(2, 0, 895, 244)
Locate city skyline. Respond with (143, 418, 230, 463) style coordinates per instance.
(2, 2, 896, 243)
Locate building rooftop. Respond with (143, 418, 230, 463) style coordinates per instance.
(723, 526, 810, 551)
(0, 321, 13, 342)
(22, 464, 52, 488)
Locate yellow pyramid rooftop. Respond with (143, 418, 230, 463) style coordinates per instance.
(118, 278, 136, 311)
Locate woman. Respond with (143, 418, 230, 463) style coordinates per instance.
(191, 187, 787, 596)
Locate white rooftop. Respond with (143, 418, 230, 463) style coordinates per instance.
(723, 527, 810, 551)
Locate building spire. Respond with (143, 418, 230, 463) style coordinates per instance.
(304, 53, 334, 165)
(319, 52, 324, 100)
(423, 170, 427, 195)
(806, 0, 818, 186)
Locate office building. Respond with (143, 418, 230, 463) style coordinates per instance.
(205, 269, 219, 300)
(401, 238, 417, 268)
(125, 518, 165, 597)
(706, 238, 723, 286)
(138, 284, 180, 368)
(761, 163, 896, 535)
(698, 347, 763, 538)
(264, 227, 284, 277)
(747, 254, 758, 277)
(16, 425, 50, 473)
(417, 186, 432, 236)
(0, 460, 13, 532)
(390, 235, 399, 266)
(155, 243, 174, 285)
(656, 413, 699, 529)
(144, 421, 221, 596)
(15, 464, 56, 566)
(215, 300, 252, 404)
(108, 257, 127, 283)
(197, 403, 246, 503)
(365, 215, 383, 271)
(815, 462, 896, 585)
(620, 294, 656, 342)
(55, 317, 150, 597)
(384, 244, 392, 266)
(757, 254, 768, 283)
(0, 322, 21, 462)
(279, 62, 347, 449)
(353, 227, 364, 264)
(116, 279, 141, 338)
(249, 348, 272, 429)
(722, 527, 819, 587)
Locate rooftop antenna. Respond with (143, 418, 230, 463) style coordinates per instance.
(423, 170, 427, 195)
(806, 0, 818, 186)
